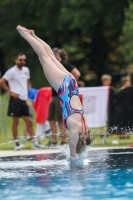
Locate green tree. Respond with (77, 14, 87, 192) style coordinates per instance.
(120, 1, 133, 65)
(0, 0, 62, 87)
(59, 0, 128, 85)
(0, 0, 129, 87)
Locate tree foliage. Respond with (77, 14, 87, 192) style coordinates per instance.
(120, 1, 133, 65)
(0, 0, 129, 87)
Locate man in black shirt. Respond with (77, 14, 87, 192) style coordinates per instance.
(48, 48, 80, 144)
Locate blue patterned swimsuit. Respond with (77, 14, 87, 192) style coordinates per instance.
(58, 74, 86, 132)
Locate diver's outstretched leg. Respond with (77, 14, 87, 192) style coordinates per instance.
(16, 25, 65, 92)
(30, 30, 70, 75)
(16, 26, 91, 158)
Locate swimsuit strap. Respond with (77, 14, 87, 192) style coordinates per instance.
(81, 114, 87, 133)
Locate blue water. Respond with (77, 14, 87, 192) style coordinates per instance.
(0, 148, 133, 200)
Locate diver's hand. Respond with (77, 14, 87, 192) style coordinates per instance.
(10, 92, 19, 99)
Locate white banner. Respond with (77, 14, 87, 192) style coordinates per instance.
(79, 86, 109, 128)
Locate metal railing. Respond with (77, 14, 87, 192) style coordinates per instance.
(0, 89, 109, 143)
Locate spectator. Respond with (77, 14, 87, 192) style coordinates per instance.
(78, 80, 85, 88)
(120, 76, 131, 90)
(101, 74, 112, 134)
(108, 75, 131, 138)
(101, 74, 112, 86)
(119, 76, 131, 139)
(24, 88, 51, 141)
(0, 53, 44, 150)
(48, 48, 81, 145)
(23, 98, 34, 139)
(33, 87, 51, 140)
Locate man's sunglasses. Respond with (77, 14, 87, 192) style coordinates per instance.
(19, 59, 26, 62)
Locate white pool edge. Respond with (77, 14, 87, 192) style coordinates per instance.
(0, 146, 132, 157)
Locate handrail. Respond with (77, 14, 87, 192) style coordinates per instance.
(1, 92, 109, 144)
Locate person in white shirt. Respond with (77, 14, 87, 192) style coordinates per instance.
(0, 53, 44, 150)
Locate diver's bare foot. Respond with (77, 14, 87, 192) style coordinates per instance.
(16, 25, 28, 31)
(16, 25, 30, 37)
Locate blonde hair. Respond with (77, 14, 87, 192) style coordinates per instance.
(121, 76, 130, 84)
(101, 74, 112, 83)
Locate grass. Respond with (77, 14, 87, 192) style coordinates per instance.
(0, 94, 133, 150)
(0, 117, 133, 150)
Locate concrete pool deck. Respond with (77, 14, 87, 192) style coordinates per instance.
(0, 147, 132, 157)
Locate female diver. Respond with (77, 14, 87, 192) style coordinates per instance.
(16, 25, 92, 159)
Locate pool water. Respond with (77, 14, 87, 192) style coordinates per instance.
(0, 148, 133, 200)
